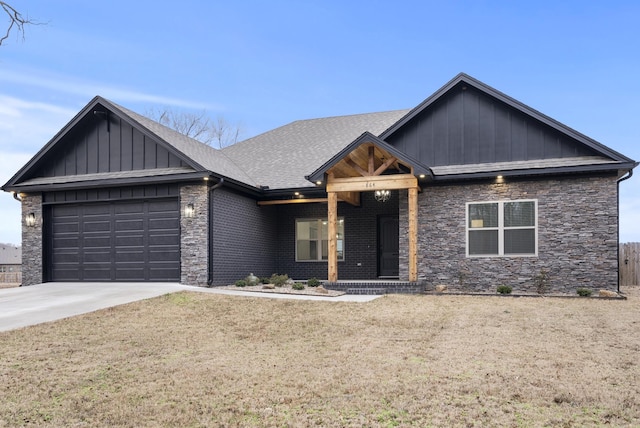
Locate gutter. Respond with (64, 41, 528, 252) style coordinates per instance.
(207, 177, 224, 286)
(617, 168, 635, 293)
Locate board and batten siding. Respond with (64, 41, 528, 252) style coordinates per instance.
(386, 83, 598, 167)
(36, 112, 187, 178)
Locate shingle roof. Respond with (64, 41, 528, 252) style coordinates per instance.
(221, 110, 410, 189)
(110, 101, 259, 187)
(0, 244, 21, 265)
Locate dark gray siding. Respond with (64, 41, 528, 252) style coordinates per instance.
(386, 84, 598, 166)
(42, 183, 180, 204)
(210, 188, 278, 285)
(275, 191, 398, 280)
(33, 110, 187, 179)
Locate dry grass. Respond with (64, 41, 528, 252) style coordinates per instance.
(1, 288, 639, 427)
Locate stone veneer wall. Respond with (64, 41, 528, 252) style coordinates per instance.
(21, 193, 43, 286)
(180, 184, 209, 286)
(399, 176, 619, 294)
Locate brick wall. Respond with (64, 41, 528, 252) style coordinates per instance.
(276, 191, 398, 280)
(210, 188, 278, 285)
(399, 175, 619, 293)
(21, 193, 43, 286)
(180, 184, 209, 286)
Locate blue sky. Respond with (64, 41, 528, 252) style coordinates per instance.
(1, 0, 639, 245)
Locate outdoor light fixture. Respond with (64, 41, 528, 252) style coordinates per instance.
(374, 189, 391, 203)
(25, 212, 36, 227)
(184, 203, 195, 218)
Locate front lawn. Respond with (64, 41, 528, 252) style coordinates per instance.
(1, 288, 639, 427)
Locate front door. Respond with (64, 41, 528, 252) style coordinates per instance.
(378, 215, 399, 278)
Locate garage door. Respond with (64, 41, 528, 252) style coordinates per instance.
(48, 199, 180, 281)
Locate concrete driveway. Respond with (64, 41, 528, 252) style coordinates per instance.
(0, 282, 379, 332)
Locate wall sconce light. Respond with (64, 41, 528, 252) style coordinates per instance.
(25, 212, 36, 227)
(184, 203, 195, 218)
(374, 189, 391, 203)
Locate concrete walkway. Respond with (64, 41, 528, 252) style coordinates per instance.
(0, 282, 381, 332)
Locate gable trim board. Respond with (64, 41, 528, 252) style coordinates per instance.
(3, 74, 636, 294)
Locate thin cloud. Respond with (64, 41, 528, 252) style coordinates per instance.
(0, 94, 76, 154)
(0, 69, 219, 110)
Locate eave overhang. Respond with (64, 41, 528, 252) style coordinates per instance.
(430, 161, 637, 182)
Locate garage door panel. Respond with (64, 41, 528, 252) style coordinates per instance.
(52, 251, 80, 263)
(149, 266, 180, 280)
(148, 234, 179, 246)
(149, 219, 179, 231)
(49, 198, 180, 282)
(116, 251, 145, 262)
(116, 235, 144, 247)
(53, 221, 79, 233)
(84, 220, 111, 232)
(149, 248, 180, 262)
(84, 250, 112, 263)
(53, 237, 79, 249)
(83, 268, 112, 281)
(116, 219, 144, 231)
(83, 237, 111, 249)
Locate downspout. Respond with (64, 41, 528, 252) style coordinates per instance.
(12, 191, 22, 202)
(617, 169, 634, 293)
(207, 177, 224, 286)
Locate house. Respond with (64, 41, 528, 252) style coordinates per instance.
(0, 244, 22, 283)
(2, 73, 636, 294)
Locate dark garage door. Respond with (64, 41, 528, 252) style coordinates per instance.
(48, 199, 180, 281)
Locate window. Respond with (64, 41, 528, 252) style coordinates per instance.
(296, 218, 344, 261)
(467, 200, 537, 256)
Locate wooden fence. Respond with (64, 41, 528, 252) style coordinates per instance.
(0, 272, 22, 284)
(620, 243, 640, 287)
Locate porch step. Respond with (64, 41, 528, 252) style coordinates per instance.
(347, 287, 388, 295)
(325, 281, 426, 295)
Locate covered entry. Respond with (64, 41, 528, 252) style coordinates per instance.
(46, 198, 180, 282)
(307, 132, 432, 283)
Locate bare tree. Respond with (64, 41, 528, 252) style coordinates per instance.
(1, 2, 37, 46)
(147, 108, 243, 149)
(209, 115, 242, 149)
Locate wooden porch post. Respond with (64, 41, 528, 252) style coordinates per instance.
(408, 187, 418, 282)
(328, 191, 338, 282)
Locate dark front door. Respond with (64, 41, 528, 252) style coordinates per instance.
(378, 215, 399, 278)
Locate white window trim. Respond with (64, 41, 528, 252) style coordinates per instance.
(295, 217, 345, 262)
(466, 199, 538, 258)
